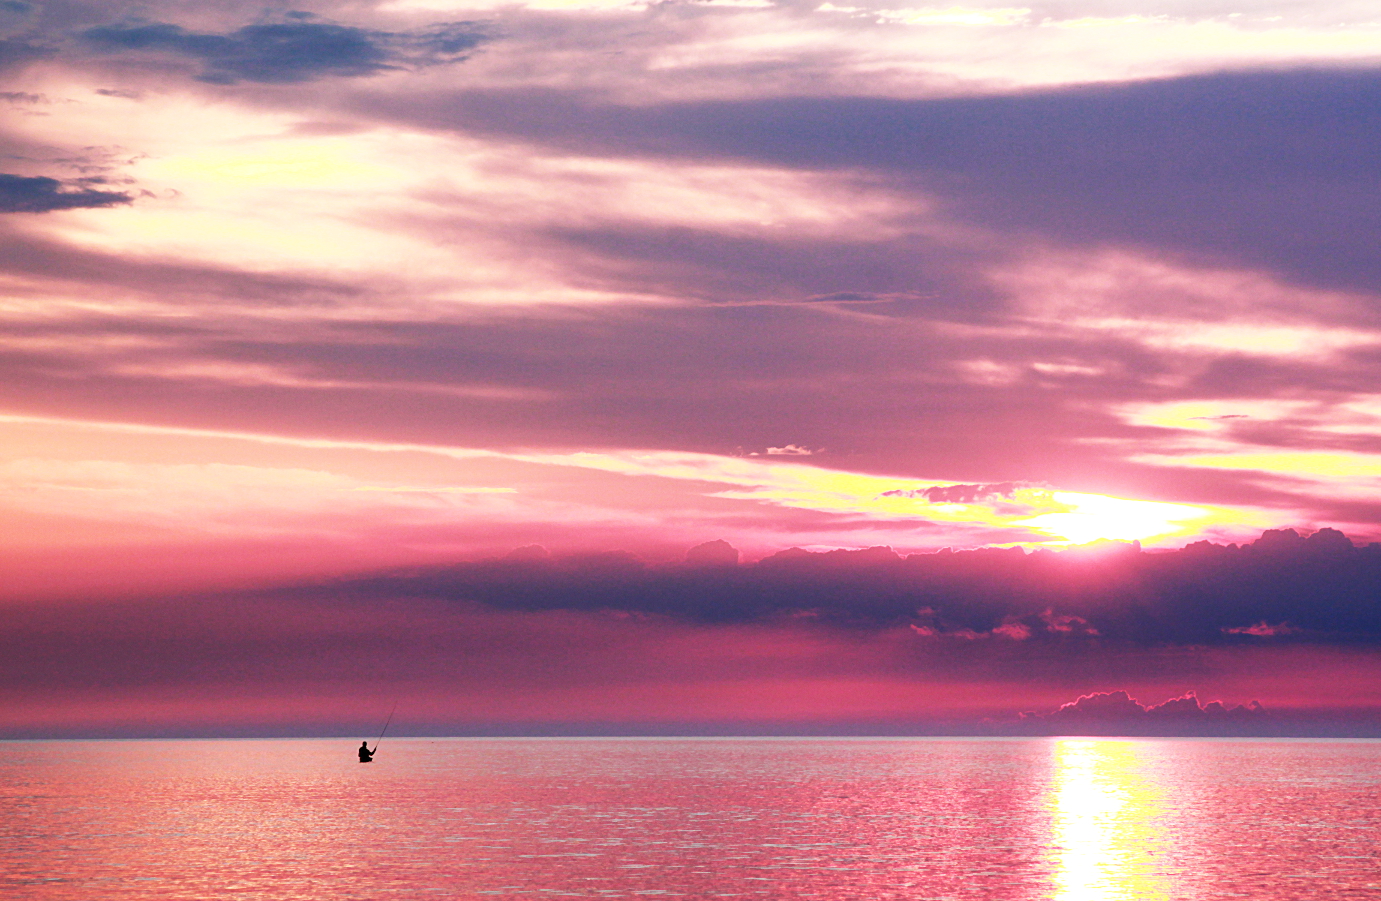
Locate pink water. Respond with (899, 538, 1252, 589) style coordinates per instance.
(3, 738, 1379, 899)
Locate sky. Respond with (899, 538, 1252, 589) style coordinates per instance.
(3, 0, 1381, 736)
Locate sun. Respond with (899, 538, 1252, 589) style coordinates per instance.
(1015, 491, 1225, 546)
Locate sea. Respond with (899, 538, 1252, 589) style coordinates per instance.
(2, 737, 1378, 899)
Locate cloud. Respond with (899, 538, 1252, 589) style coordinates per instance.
(0, 585, 1329, 738)
(871, 6, 1033, 26)
(881, 482, 1022, 504)
(80, 18, 487, 85)
(10, 562, 1378, 737)
(0, 226, 363, 302)
(1038, 607, 1098, 636)
(0, 259, 1362, 539)
(7, 54, 1380, 532)
(0, 37, 46, 70)
(909, 604, 1031, 640)
(0, 173, 132, 212)
(991, 621, 1031, 640)
(1223, 621, 1300, 637)
(686, 538, 739, 566)
(286, 528, 1381, 649)
(1017, 689, 1266, 733)
(372, 68, 1381, 295)
(2, 1, 1380, 601)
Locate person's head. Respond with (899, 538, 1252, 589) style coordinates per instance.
(361, 741, 368, 747)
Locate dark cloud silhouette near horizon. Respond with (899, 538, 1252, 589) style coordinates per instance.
(1007, 689, 1269, 736)
(2, 547, 1376, 738)
(4, 534, 1378, 738)
(282, 528, 1381, 647)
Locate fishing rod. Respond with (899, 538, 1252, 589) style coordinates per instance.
(374, 699, 399, 751)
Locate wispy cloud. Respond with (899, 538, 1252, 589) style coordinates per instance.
(4, 0, 1381, 735)
(80, 18, 488, 84)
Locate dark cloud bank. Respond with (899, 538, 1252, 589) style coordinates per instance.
(8, 529, 1381, 738)
(154, 525, 1365, 738)
(319, 528, 1381, 646)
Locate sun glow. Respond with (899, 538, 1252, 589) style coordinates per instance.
(0, 412, 1262, 553)
(1015, 491, 1228, 546)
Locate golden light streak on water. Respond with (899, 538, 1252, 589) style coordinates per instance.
(1049, 740, 1172, 901)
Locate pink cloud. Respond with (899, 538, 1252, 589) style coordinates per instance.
(911, 616, 1031, 641)
(1224, 621, 1301, 637)
(7, 0, 1381, 744)
(991, 621, 1032, 640)
(1039, 608, 1100, 636)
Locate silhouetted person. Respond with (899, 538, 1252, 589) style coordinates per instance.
(358, 741, 375, 763)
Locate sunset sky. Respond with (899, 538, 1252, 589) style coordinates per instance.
(4, 0, 1381, 736)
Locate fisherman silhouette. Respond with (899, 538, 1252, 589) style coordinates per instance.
(358, 741, 375, 763)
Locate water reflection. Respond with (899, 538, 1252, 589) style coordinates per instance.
(7, 738, 1380, 899)
(1049, 740, 1171, 901)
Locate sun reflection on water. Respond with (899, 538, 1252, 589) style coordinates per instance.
(1050, 740, 1172, 901)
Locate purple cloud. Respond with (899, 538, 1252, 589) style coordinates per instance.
(268, 529, 1381, 648)
(1018, 690, 1266, 732)
(358, 70, 1381, 296)
(80, 18, 487, 85)
(0, 173, 131, 212)
(1223, 621, 1301, 637)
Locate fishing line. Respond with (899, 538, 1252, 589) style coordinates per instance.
(375, 699, 399, 750)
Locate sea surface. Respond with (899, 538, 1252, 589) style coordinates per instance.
(2, 737, 1379, 899)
